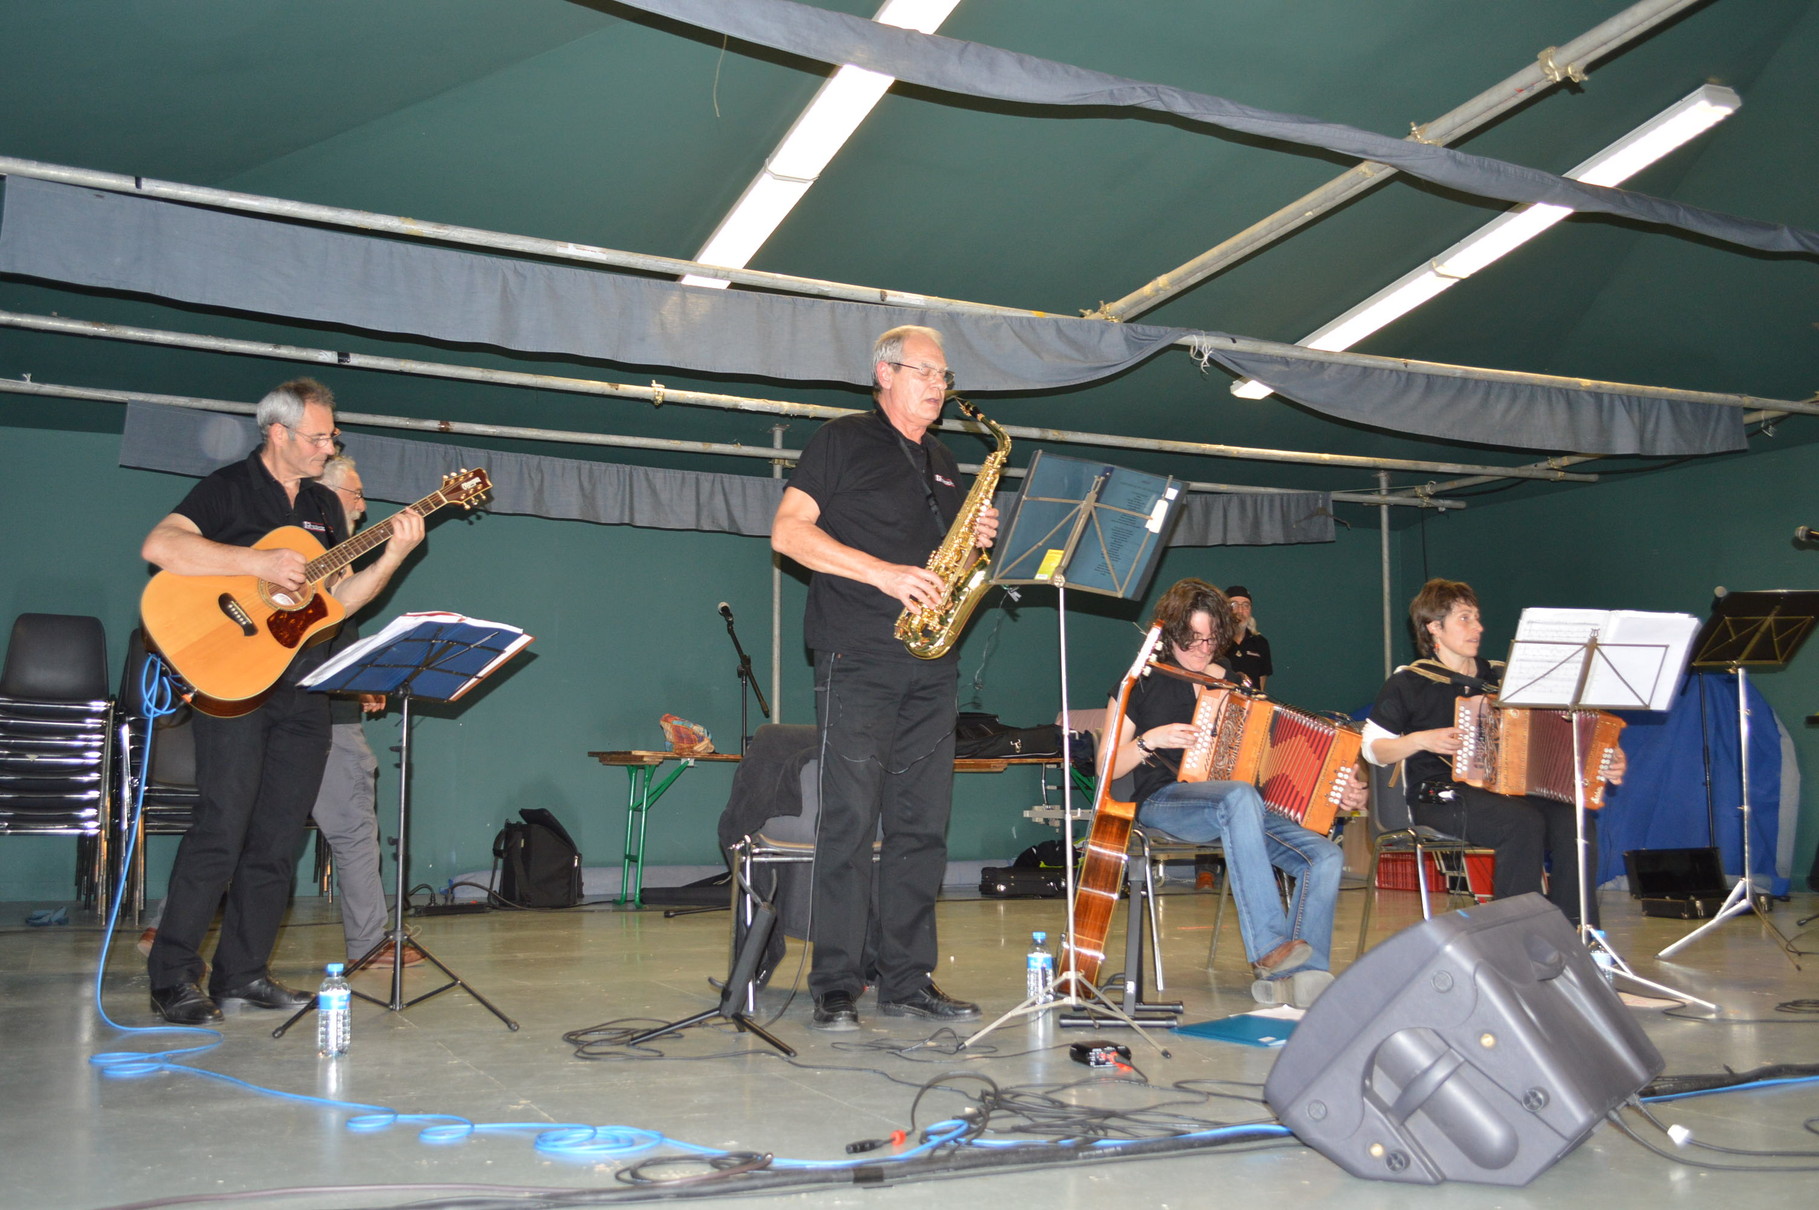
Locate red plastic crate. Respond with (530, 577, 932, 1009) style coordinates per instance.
(1375, 850, 1494, 900)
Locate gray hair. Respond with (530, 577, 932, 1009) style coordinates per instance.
(254, 378, 336, 433)
(871, 325, 945, 393)
(318, 454, 357, 488)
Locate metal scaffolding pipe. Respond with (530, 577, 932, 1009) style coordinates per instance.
(1, 374, 1465, 511)
(1094, 0, 1705, 320)
(0, 309, 1558, 482)
(1379, 470, 1395, 678)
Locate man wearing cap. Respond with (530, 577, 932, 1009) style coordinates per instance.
(1222, 585, 1273, 691)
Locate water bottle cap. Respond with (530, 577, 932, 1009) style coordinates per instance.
(326, 963, 345, 975)
(1032, 931, 1046, 943)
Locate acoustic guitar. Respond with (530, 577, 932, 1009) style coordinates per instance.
(141, 468, 490, 716)
(1058, 623, 1163, 998)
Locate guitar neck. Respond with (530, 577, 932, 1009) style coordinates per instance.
(304, 490, 446, 583)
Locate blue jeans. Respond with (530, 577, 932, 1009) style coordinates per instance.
(1138, 780, 1343, 971)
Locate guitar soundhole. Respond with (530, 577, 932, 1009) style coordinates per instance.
(215, 594, 257, 637)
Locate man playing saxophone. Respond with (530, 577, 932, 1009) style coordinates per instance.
(771, 325, 999, 1031)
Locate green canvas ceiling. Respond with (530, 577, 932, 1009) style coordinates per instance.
(1, 0, 1813, 519)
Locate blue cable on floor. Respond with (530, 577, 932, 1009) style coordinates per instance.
(84, 664, 1286, 1170)
(88, 655, 227, 1072)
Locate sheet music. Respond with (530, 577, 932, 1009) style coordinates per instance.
(302, 610, 532, 696)
(1500, 607, 1698, 711)
(1500, 609, 1607, 706)
(1586, 611, 1699, 711)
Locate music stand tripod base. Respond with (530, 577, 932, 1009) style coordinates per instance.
(276, 614, 533, 1039)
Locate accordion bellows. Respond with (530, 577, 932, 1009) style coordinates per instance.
(1178, 686, 1362, 835)
(1453, 696, 1624, 809)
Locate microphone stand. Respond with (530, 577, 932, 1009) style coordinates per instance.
(721, 607, 770, 756)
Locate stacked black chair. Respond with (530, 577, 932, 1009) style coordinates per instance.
(0, 613, 114, 907)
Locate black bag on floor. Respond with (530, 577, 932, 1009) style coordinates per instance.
(492, 807, 583, 908)
(954, 711, 1064, 759)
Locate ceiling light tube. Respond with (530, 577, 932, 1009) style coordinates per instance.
(1231, 83, 1740, 399)
(682, 0, 963, 288)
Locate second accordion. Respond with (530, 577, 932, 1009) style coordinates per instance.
(1452, 695, 1626, 809)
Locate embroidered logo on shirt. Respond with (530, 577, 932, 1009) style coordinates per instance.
(301, 521, 329, 534)
(934, 474, 956, 488)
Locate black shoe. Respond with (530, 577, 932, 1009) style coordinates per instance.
(877, 982, 980, 1021)
(210, 975, 312, 1010)
(811, 990, 860, 1032)
(150, 982, 224, 1025)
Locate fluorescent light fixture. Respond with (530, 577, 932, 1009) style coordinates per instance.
(681, 0, 963, 288)
(1231, 84, 1740, 399)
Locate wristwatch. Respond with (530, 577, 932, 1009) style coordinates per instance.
(1134, 736, 1156, 758)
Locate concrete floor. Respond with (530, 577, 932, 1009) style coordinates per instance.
(2, 881, 1815, 1210)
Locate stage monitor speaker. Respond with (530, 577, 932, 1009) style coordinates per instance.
(1264, 893, 1662, 1186)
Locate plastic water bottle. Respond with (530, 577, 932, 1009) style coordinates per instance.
(1025, 931, 1056, 1004)
(317, 963, 351, 1057)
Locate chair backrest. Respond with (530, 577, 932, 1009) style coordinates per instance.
(1367, 760, 1416, 836)
(1, 613, 109, 701)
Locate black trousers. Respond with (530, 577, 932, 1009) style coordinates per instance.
(146, 685, 331, 990)
(807, 649, 957, 1002)
(1411, 784, 1600, 927)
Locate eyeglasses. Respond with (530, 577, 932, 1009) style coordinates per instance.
(287, 425, 342, 449)
(887, 362, 956, 390)
(333, 486, 365, 502)
(1179, 634, 1218, 650)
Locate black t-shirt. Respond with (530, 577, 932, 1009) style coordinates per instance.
(1114, 666, 1200, 808)
(174, 450, 344, 552)
(1368, 657, 1502, 801)
(171, 449, 346, 682)
(1225, 632, 1273, 684)
(785, 408, 963, 659)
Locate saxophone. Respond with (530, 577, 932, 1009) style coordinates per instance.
(895, 398, 1011, 660)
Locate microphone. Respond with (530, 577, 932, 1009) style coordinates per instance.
(1797, 526, 1818, 544)
(718, 601, 735, 622)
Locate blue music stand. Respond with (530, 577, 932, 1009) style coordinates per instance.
(275, 614, 532, 1037)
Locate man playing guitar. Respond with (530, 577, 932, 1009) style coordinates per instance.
(140, 378, 423, 1025)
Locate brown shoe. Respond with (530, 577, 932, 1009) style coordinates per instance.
(1253, 938, 1313, 979)
(366, 941, 426, 967)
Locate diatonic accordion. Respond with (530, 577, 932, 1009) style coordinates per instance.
(1178, 686, 1363, 835)
(1452, 696, 1626, 809)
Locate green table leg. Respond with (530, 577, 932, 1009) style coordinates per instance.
(617, 759, 696, 907)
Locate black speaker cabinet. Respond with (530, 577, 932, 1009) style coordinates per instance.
(1264, 893, 1662, 1186)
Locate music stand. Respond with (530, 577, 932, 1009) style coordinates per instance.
(1498, 607, 1712, 1009)
(1658, 589, 1819, 966)
(963, 454, 1181, 1052)
(275, 612, 532, 1038)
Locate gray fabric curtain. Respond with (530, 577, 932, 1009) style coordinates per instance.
(121, 403, 787, 536)
(0, 178, 1745, 457)
(121, 401, 1331, 545)
(620, 0, 1818, 257)
(0, 178, 1178, 394)
(1206, 347, 1742, 455)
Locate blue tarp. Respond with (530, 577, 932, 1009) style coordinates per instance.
(1600, 671, 1785, 894)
